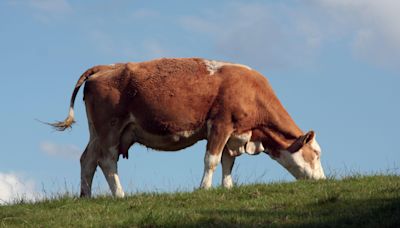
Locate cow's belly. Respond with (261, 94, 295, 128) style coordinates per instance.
(136, 127, 206, 151)
(119, 115, 264, 155)
(121, 119, 207, 152)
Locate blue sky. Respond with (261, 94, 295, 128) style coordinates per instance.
(1, 0, 399, 203)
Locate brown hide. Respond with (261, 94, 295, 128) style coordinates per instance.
(76, 58, 302, 158)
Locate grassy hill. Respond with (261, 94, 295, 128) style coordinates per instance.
(1, 175, 399, 227)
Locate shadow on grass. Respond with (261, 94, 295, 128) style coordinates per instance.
(171, 197, 400, 227)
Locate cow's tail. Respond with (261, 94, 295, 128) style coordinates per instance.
(48, 66, 105, 131)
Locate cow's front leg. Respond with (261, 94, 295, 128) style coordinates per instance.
(200, 122, 233, 189)
(98, 146, 125, 198)
(221, 148, 235, 188)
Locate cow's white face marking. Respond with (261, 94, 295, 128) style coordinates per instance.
(310, 138, 321, 154)
(203, 59, 252, 75)
(273, 138, 325, 180)
(308, 139, 325, 179)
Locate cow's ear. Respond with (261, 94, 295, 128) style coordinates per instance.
(303, 130, 315, 145)
(288, 131, 315, 153)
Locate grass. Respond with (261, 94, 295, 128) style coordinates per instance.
(1, 175, 399, 227)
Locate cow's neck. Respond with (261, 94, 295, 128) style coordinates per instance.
(260, 106, 303, 154)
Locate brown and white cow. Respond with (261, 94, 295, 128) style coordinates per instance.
(49, 58, 325, 197)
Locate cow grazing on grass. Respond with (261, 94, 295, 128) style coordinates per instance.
(49, 58, 325, 198)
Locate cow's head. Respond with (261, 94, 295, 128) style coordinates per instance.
(270, 131, 326, 180)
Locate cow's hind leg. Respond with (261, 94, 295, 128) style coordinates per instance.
(98, 146, 125, 198)
(221, 148, 235, 188)
(80, 141, 99, 197)
(200, 122, 233, 189)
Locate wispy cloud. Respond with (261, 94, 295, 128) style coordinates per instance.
(314, 0, 400, 69)
(0, 172, 40, 205)
(180, 1, 400, 70)
(87, 28, 171, 61)
(39, 141, 81, 160)
(180, 3, 322, 70)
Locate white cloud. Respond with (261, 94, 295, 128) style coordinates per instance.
(314, 0, 400, 69)
(181, 1, 400, 70)
(39, 141, 81, 160)
(0, 173, 40, 205)
(180, 3, 323, 70)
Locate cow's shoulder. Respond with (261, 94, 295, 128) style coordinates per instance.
(125, 58, 255, 79)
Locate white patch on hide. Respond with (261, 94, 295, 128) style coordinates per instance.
(88, 69, 116, 80)
(203, 59, 252, 75)
(222, 175, 233, 188)
(176, 130, 196, 138)
(221, 150, 235, 189)
(68, 107, 74, 119)
(225, 131, 263, 157)
(103, 146, 125, 198)
(226, 131, 251, 156)
(245, 141, 264, 155)
(200, 151, 221, 189)
(172, 135, 180, 142)
(171, 130, 198, 142)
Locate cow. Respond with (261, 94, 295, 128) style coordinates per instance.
(49, 58, 325, 198)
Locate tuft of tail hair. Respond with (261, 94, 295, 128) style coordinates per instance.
(48, 108, 76, 131)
